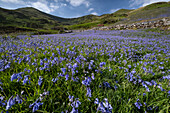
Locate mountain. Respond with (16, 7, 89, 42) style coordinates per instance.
(0, 1, 170, 33)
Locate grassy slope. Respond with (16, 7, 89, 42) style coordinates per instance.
(116, 2, 170, 25)
(0, 1, 170, 32)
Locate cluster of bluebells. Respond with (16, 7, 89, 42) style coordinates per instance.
(94, 98, 113, 113)
(6, 95, 23, 110)
(29, 90, 49, 112)
(68, 95, 81, 113)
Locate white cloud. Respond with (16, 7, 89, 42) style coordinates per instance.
(61, 3, 67, 7)
(88, 8, 94, 12)
(29, 1, 51, 13)
(91, 12, 98, 15)
(129, 0, 169, 7)
(66, 0, 90, 7)
(110, 8, 120, 13)
(0, 0, 25, 5)
(27, 0, 60, 13)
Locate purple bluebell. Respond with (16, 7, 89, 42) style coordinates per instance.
(145, 81, 152, 86)
(114, 85, 118, 90)
(103, 82, 111, 88)
(65, 74, 69, 81)
(0, 96, 5, 106)
(91, 74, 95, 80)
(97, 102, 106, 113)
(100, 62, 106, 67)
(15, 95, 22, 104)
(134, 101, 142, 109)
(38, 76, 43, 86)
(70, 107, 78, 113)
(86, 87, 92, 97)
(11, 73, 23, 82)
(52, 77, 58, 83)
(69, 95, 74, 102)
(162, 75, 170, 80)
(30, 101, 43, 112)
(82, 77, 91, 86)
(23, 75, 30, 85)
(94, 98, 99, 104)
(103, 98, 113, 111)
(128, 65, 131, 68)
(5, 64, 10, 69)
(143, 93, 146, 96)
(61, 68, 66, 74)
(6, 96, 15, 110)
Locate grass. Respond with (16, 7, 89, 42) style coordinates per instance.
(68, 22, 99, 30)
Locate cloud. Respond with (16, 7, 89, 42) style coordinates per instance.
(91, 12, 98, 15)
(0, 0, 25, 5)
(27, 0, 60, 13)
(110, 8, 120, 13)
(129, 0, 169, 7)
(66, 0, 90, 7)
(88, 8, 94, 12)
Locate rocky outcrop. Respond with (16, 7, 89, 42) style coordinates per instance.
(91, 18, 170, 30)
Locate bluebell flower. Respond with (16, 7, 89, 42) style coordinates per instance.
(52, 77, 58, 83)
(15, 95, 22, 104)
(75, 99, 81, 108)
(0, 96, 5, 106)
(147, 107, 152, 111)
(103, 82, 111, 88)
(114, 85, 118, 90)
(145, 81, 152, 86)
(86, 87, 91, 97)
(134, 101, 142, 109)
(159, 66, 164, 69)
(11, 73, 23, 82)
(5, 64, 10, 69)
(157, 85, 165, 91)
(69, 95, 74, 102)
(40, 59, 43, 65)
(61, 68, 66, 74)
(30, 101, 43, 112)
(38, 76, 43, 86)
(65, 74, 69, 81)
(6, 96, 15, 110)
(82, 77, 91, 86)
(97, 102, 106, 112)
(70, 107, 78, 113)
(151, 80, 157, 86)
(134, 99, 142, 109)
(91, 74, 95, 80)
(94, 98, 99, 104)
(69, 97, 81, 113)
(73, 63, 78, 69)
(23, 75, 30, 85)
(143, 93, 146, 96)
(162, 75, 170, 80)
(128, 65, 131, 68)
(103, 98, 113, 111)
(100, 62, 106, 67)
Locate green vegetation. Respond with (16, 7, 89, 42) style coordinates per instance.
(68, 22, 99, 30)
(143, 2, 170, 10)
(0, 1, 170, 33)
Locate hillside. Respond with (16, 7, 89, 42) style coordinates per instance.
(0, 1, 170, 33)
(116, 2, 170, 25)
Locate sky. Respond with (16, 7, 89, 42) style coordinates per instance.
(0, 0, 169, 18)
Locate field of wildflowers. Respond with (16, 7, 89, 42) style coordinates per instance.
(0, 30, 170, 113)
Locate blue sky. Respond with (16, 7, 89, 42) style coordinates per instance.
(0, 0, 169, 18)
